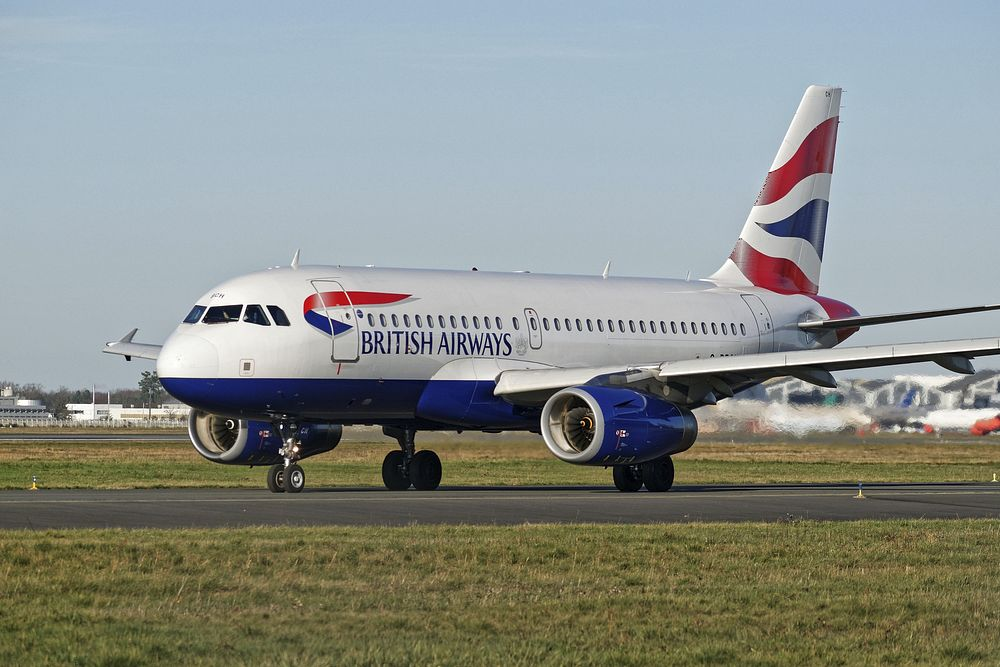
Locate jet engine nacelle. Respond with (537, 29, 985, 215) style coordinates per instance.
(188, 410, 343, 465)
(540, 386, 697, 465)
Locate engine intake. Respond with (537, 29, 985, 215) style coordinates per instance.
(541, 386, 697, 465)
(188, 410, 343, 465)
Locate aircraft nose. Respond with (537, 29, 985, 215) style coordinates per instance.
(157, 333, 219, 379)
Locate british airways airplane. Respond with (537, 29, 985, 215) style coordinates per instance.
(105, 85, 1000, 494)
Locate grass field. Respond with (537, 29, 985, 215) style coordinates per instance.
(2, 432, 1000, 489)
(1, 521, 998, 665)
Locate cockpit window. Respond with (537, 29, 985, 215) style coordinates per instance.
(203, 305, 243, 324)
(267, 305, 291, 326)
(243, 304, 271, 326)
(183, 305, 206, 324)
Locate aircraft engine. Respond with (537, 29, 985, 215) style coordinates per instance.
(188, 410, 343, 465)
(540, 386, 697, 465)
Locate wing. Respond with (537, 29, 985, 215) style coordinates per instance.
(494, 337, 1000, 407)
(103, 329, 162, 361)
(799, 304, 1000, 331)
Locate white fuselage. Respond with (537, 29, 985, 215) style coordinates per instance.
(156, 265, 848, 428)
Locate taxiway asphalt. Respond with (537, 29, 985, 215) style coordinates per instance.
(1, 483, 997, 529)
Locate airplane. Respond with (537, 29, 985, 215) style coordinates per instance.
(105, 84, 1000, 494)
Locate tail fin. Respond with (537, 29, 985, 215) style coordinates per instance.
(710, 85, 841, 295)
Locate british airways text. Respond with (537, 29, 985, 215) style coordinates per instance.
(361, 330, 513, 356)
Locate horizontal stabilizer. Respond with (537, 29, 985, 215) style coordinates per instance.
(103, 328, 162, 361)
(799, 304, 1000, 331)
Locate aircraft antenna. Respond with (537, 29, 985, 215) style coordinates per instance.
(602, 260, 611, 280)
(291, 249, 301, 270)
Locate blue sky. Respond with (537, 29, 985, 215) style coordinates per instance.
(3, 2, 1000, 389)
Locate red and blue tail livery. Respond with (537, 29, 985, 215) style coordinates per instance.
(711, 85, 840, 295)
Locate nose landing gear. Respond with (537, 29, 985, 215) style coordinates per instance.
(266, 420, 307, 493)
(382, 427, 442, 491)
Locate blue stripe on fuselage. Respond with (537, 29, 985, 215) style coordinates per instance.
(160, 377, 538, 430)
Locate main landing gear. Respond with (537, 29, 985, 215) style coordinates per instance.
(612, 455, 674, 493)
(266, 420, 307, 494)
(381, 426, 442, 491)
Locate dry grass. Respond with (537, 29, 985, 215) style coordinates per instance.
(2, 433, 1000, 489)
(1, 521, 998, 665)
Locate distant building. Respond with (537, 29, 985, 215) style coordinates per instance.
(65, 402, 190, 423)
(0, 386, 54, 423)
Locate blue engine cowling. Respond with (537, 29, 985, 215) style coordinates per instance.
(540, 386, 697, 465)
(188, 409, 343, 465)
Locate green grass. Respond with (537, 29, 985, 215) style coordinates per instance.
(3, 437, 1000, 489)
(1, 521, 998, 665)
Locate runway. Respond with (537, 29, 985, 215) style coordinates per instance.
(2, 483, 998, 529)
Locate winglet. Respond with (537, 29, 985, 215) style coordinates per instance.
(291, 249, 300, 270)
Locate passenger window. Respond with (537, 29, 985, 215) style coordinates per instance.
(576, 319, 582, 331)
(183, 305, 206, 324)
(585, 319, 592, 332)
(597, 320, 604, 333)
(496, 317, 503, 329)
(415, 315, 422, 328)
(450, 316, 458, 328)
(564, 318, 572, 331)
(628, 320, 635, 334)
(379, 314, 387, 327)
(243, 304, 271, 326)
(203, 305, 243, 324)
(439, 315, 446, 328)
(618, 319, 625, 332)
(529, 317, 537, 331)
(403, 314, 411, 327)
(484, 317, 491, 330)
(427, 315, 434, 329)
(554, 318, 561, 331)
(740, 323, 747, 336)
(639, 321, 646, 334)
(721, 322, 728, 335)
(473, 316, 480, 329)
(461, 316, 469, 329)
(267, 306, 291, 326)
(711, 322, 718, 335)
(701, 322, 708, 335)
(731, 322, 737, 336)
(513, 317, 520, 331)
(681, 322, 688, 334)
(368, 314, 375, 327)
(392, 314, 399, 327)
(691, 321, 697, 334)
(542, 318, 550, 331)
(671, 321, 677, 334)
(608, 320, 615, 333)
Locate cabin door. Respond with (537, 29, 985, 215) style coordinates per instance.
(310, 280, 361, 362)
(741, 294, 774, 354)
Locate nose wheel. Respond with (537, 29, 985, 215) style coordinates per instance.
(266, 420, 307, 494)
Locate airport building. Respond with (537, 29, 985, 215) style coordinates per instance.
(65, 401, 191, 423)
(0, 387, 53, 424)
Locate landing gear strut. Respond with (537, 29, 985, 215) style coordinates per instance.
(266, 419, 307, 494)
(612, 455, 674, 492)
(382, 427, 442, 491)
